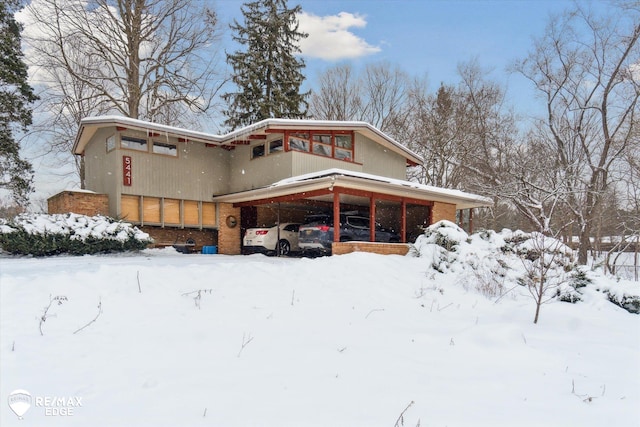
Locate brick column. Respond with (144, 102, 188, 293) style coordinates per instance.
(431, 201, 456, 224)
(217, 203, 241, 255)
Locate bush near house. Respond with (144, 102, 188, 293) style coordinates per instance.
(0, 213, 153, 256)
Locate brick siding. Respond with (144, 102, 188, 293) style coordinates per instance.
(47, 191, 109, 216)
(142, 226, 217, 248)
(332, 241, 410, 256)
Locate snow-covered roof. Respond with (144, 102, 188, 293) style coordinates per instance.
(73, 116, 424, 164)
(212, 168, 492, 210)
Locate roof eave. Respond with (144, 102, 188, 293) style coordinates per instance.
(212, 174, 492, 210)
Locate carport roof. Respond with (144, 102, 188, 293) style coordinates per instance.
(211, 169, 493, 210)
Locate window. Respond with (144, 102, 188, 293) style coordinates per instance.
(153, 141, 177, 156)
(269, 139, 283, 154)
(347, 216, 369, 229)
(252, 144, 265, 159)
(312, 134, 332, 157)
(313, 143, 331, 157)
(284, 224, 300, 232)
(289, 133, 310, 152)
(287, 131, 354, 161)
(335, 148, 352, 161)
(106, 135, 116, 152)
(335, 134, 353, 161)
(121, 136, 148, 152)
(335, 134, 352, 149)
(313, 134, 331, 144)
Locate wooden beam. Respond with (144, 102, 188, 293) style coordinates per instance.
(232, 188, 333, 207)
(331, 185, 434, 206)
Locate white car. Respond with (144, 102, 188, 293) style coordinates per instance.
(243, 223, 301, 256)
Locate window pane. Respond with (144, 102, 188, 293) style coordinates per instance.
(335, 148, 352, 161)
(348, 217, 368, 228)
(289, 136, 309, 152)
(153, 141, 177, 156)
(252, 144, 265, 158)
(313, 143, 331, 157)
(269, 139, 283, 153)
(313, 134, 331, 144)
(121, 136, 148, 151)
(106, 135, 116, 152)
(336, 134, 352, 149)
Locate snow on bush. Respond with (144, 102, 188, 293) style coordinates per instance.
(409, 220, 639, 314)
(0, 213, 153, 256)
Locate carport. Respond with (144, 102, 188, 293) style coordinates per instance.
(212, 169, 492, 253)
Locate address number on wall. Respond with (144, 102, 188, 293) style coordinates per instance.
(123, 155, 132, 186)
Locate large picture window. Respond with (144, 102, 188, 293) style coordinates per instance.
(287, 131, 353, 161)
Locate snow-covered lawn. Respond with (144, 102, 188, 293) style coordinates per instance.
(1, 230, 639, 426)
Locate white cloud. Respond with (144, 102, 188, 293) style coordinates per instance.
(297, 11, 381, 61)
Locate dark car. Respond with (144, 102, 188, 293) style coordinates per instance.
(298, 213, 401, 256)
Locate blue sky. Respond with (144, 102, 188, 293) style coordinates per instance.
(215, 0, 580, 117)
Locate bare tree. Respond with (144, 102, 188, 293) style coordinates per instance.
(360, 61, 411, 133)
(309, 61, 411, 137)
(515, 3, 640, 264)
(404, 81, 470, 188)
(308, 64, 362, 121)
(519, 233, 572, 324)
(20, 0, 225, 185)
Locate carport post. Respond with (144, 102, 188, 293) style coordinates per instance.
(276, 202, 281, 256)
(401, 200, 407, 243)
(369, 196, 376, 242)
(333, 191, 340, 243)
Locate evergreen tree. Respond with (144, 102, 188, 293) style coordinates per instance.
(224, 0, 309, 130)
(0, 0, 36, 205)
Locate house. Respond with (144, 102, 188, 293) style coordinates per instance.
(48, 116, 491, 254)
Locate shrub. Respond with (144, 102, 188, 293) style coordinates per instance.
(604, 292, 640, 314)
(0, 213, 153, 256)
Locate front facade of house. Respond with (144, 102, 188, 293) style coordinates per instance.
(49, 116, 491, 254)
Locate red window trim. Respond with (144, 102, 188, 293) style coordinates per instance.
(283, 130, 355, 162)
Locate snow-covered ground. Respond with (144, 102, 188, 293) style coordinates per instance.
(1, 222, 639, 427)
